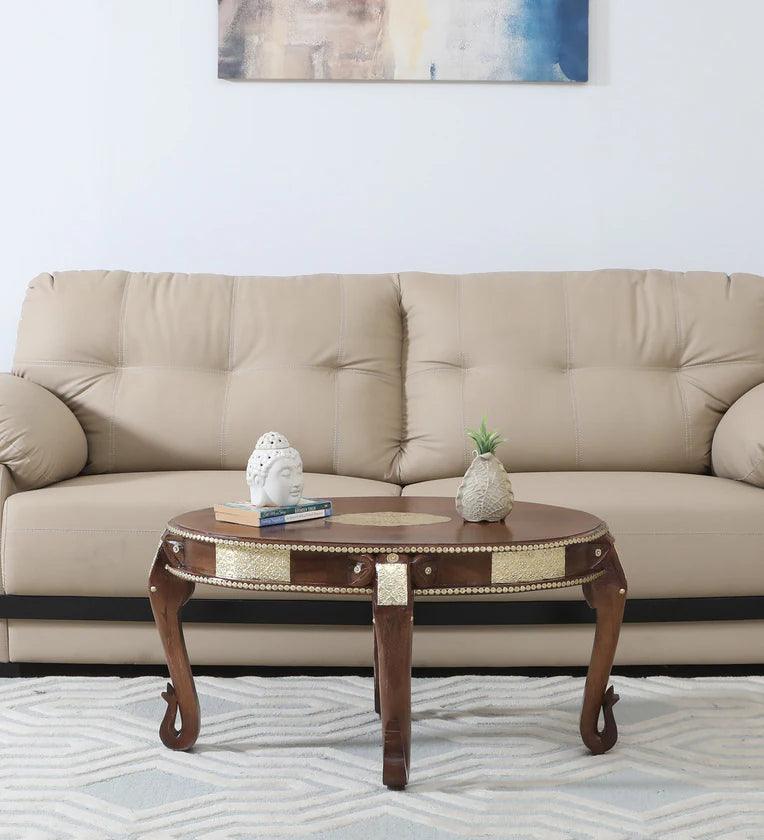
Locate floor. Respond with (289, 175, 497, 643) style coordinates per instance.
(1, 673, 763, 838)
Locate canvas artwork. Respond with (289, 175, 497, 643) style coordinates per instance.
(218, 0, 589, 83)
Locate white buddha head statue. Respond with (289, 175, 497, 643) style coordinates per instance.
(246, 431, 304, 507)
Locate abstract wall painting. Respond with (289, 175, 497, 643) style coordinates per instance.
(218, 0, 589, 83)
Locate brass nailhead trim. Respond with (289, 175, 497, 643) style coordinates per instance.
(164, 564, 373, 595)
(414, 570, 606, 596)
(163, 565, 605, 596)
(165, 522, 609, 554)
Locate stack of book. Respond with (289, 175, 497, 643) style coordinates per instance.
(213, 498, 332, 528)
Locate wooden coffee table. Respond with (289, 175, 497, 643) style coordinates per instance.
(149, 496, 627, 789)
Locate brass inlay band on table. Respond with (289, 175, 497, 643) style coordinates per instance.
(167, 522, 609, 554)
(491, 547, 566, 584)
(164, 564, 605, 596)
(333, 511, 452, 527)
(375, 563, 409, 606)
(414, 570, 606, 595)
(215, 543, 291, 582)
(164, 565, 372, 595)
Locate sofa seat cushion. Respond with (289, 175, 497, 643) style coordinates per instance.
(403, 472, 764, 598)
(1, 471, 401, 596)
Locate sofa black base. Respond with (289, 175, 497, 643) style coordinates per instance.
(1, 662, 762, 678)
(1, 595, 763, 625)
(2, 596, 761, 677)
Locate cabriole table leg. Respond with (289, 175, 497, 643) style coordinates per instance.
(580, 537, 627, 755)
(372, 558, 413, 790)
(373, 631, 381, 715)
(149, 547, 200, 751)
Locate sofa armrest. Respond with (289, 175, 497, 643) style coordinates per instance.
(712, 383, 764, 487)
(0, 464, 15, 596)
(0, 373, 87, 490)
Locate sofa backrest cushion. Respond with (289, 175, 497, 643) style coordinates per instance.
(15, 269, 764, 485)
(397, 270, 764, 483)
(13, 271, 402, 480)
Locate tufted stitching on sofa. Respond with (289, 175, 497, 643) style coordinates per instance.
(740, 454, 764, 484)
(672, 274, 692, 465)
(14, 270, 764, 480)
(332, 275, 346, 475)
(7, 528, 162, 537)
(17, 358, 764, 374)
(14, 359, 116, 368)
(6, 527, 162, 534)
(456, 275, 468, 470)
(332, 368, 396, 382)
(219, 276, 239, 469)
(108, 273, 131, 473)
(391, 273, 405, 484)
(31, 460, 61, 493)
(562, 275, 582, 467)
(683, 359, 764, 370)
(15, 362, 399, 381)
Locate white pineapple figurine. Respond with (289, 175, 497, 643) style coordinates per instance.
(456, 418, 513, 522)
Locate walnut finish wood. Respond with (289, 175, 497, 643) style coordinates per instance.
(373, 560, 413, 790)
(150, 497, 627, 787)
(169, 499, 608, 595)
(580, 536, 627, 755)
(176, 537, 589, 592)
(373, 631, 381, 715)
(149, 542, 200, 751)
(170, 497, 605, 550)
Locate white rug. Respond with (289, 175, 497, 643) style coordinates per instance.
(0, 675, 762, 839)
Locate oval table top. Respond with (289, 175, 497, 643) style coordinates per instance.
(168, 497, 607, 551)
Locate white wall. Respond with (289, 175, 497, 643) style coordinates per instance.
(1, 0, 763, 370)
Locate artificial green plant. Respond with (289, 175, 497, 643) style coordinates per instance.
(466, 417, 505, 455)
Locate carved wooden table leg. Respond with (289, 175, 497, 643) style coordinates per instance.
(580, 537, 627, 755)
(149, 546, 200, 751)
(373, 631, 381, 715)
(372, 558, 413, 790)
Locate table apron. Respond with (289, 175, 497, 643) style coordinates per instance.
(161, 536, 611, 595)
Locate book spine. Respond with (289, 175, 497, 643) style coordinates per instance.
(258, 509, 332, 527)
(253, 500, 332, 519)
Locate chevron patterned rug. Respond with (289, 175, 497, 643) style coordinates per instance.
(0, 675, 762, 839)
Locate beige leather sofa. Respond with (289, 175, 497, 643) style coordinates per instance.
(1, 269, 763, 668)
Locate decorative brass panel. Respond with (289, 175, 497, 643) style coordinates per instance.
(215, 544, 291, 582)
(491, 547, 565, 584)
(375, 563, 409, 606)
(333, 511, 452, 527)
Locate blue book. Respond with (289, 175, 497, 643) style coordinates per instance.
(255, 508, 333, 527)
(214, 499, 332, 527)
